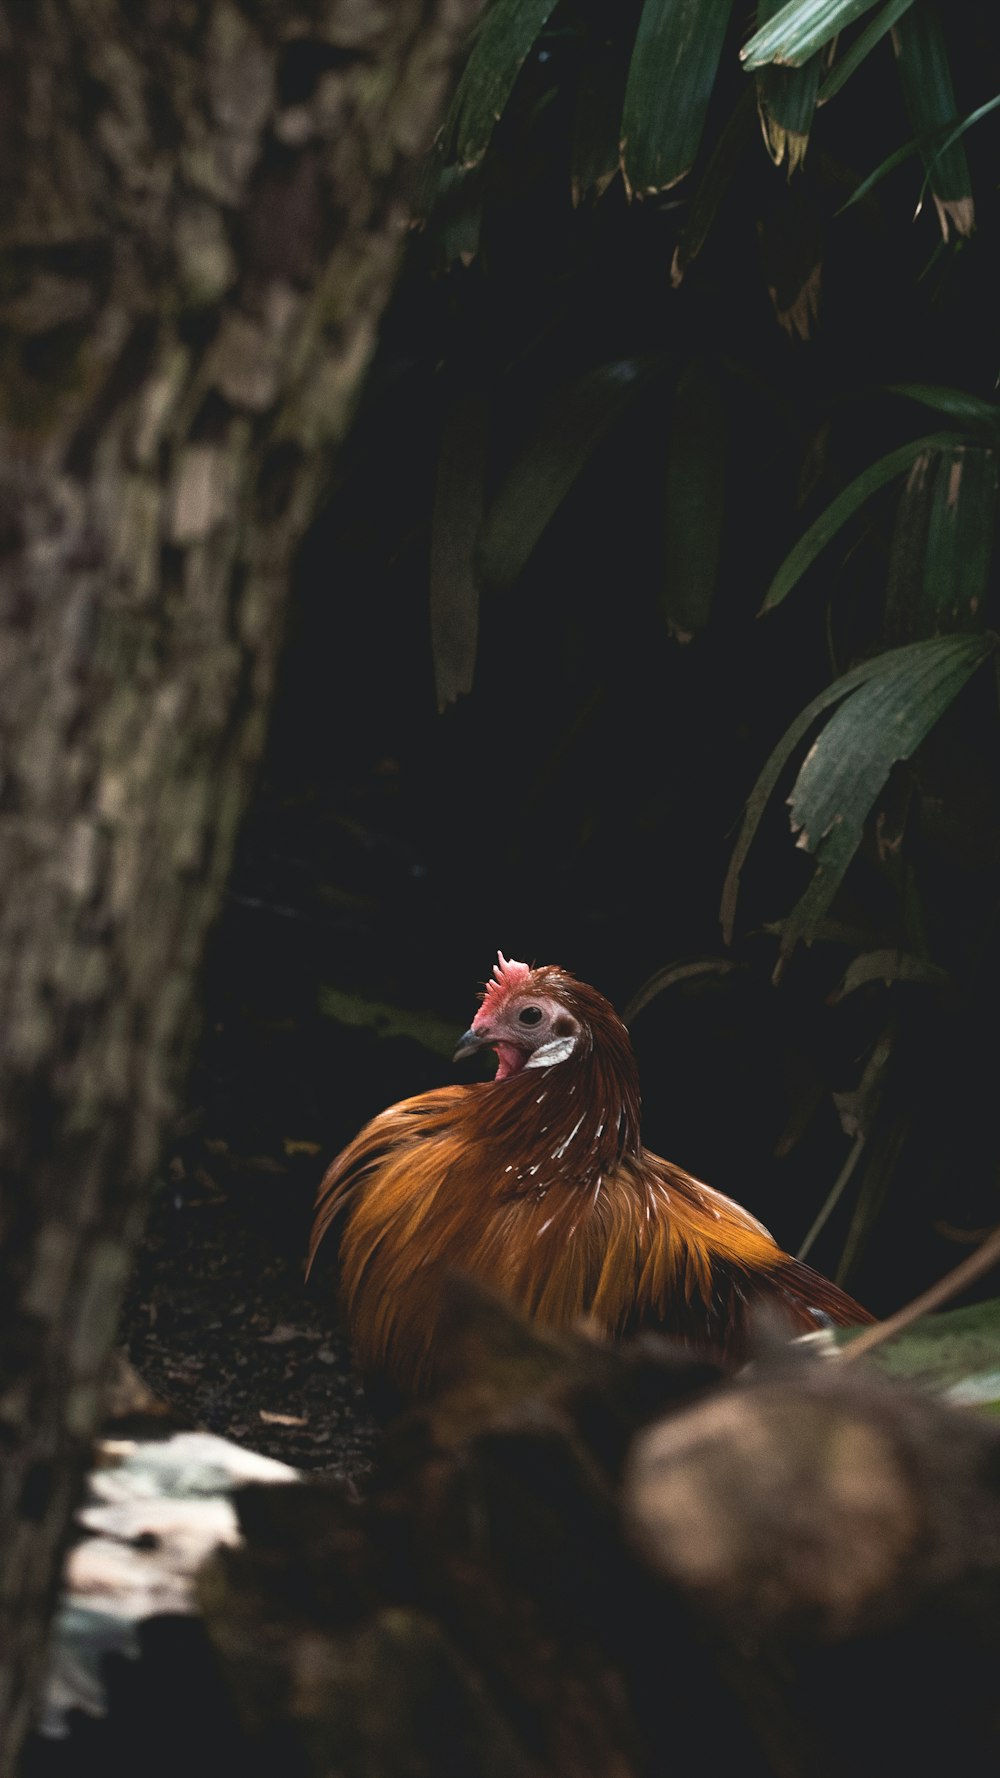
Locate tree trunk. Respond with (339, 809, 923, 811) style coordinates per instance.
(0, 1, 478, 1763)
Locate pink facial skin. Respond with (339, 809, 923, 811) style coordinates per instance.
(490, 1041, 529, 1080)
(470, 954, 535, 1078)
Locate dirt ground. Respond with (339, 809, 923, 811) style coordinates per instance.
(121, 1139, 378, 1484)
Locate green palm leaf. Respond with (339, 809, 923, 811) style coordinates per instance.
(721, 635, 996, 945)
(754, 0, 823, 170)
(917, 90, 1000, 201)
(571, 19, 630, 205)
(893, 1, 974, 239)
(742, 0, 884, 70)
(885, 441, 998, 641)
(838, 135, 921, 212)
(818, 0, 915, 102)
(778, 634, 996, 960)
(921, 445, 998, 629)
(887, 384, 1000, 433)
(840, 88, 997, 217)
(622, 0, 736, 196)
(671, 90, 757, 284)
(722, 649, 903, 942)
(477, 360, 662, 587)
(760, 430, 968, 612)
(447, 0, 562, 169)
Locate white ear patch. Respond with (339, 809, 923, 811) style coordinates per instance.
(525, 1034, 578, 1069)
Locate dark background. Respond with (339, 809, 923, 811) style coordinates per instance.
(126, 12, 1000, 1450)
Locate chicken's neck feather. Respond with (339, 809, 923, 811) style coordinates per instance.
(473, 1009, 642, 1199)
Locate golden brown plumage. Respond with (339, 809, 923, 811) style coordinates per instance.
(308, 954, 873, 1396)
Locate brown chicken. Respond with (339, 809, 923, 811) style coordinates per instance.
(309, 954, 872, 1396)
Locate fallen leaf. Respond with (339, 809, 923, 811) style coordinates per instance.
(258, 1324, 306, 1345)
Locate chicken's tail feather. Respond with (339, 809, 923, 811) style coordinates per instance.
(765, 1255, 875, 1332)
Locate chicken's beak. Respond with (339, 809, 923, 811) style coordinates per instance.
(453, 1026, 486, 1063)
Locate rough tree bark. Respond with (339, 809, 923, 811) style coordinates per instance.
(0, 0, 478, 1763)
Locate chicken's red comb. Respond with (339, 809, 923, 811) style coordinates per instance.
(475, 951, 533, 1019)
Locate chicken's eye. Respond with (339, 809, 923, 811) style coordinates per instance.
(518, 1006, 543, 1027)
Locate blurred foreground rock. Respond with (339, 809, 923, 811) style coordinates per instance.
(27, 1287, 1000, 1778)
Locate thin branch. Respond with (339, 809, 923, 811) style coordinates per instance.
(840, 1223, 1000, 1364)
(796, 1133, 866, 1262)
